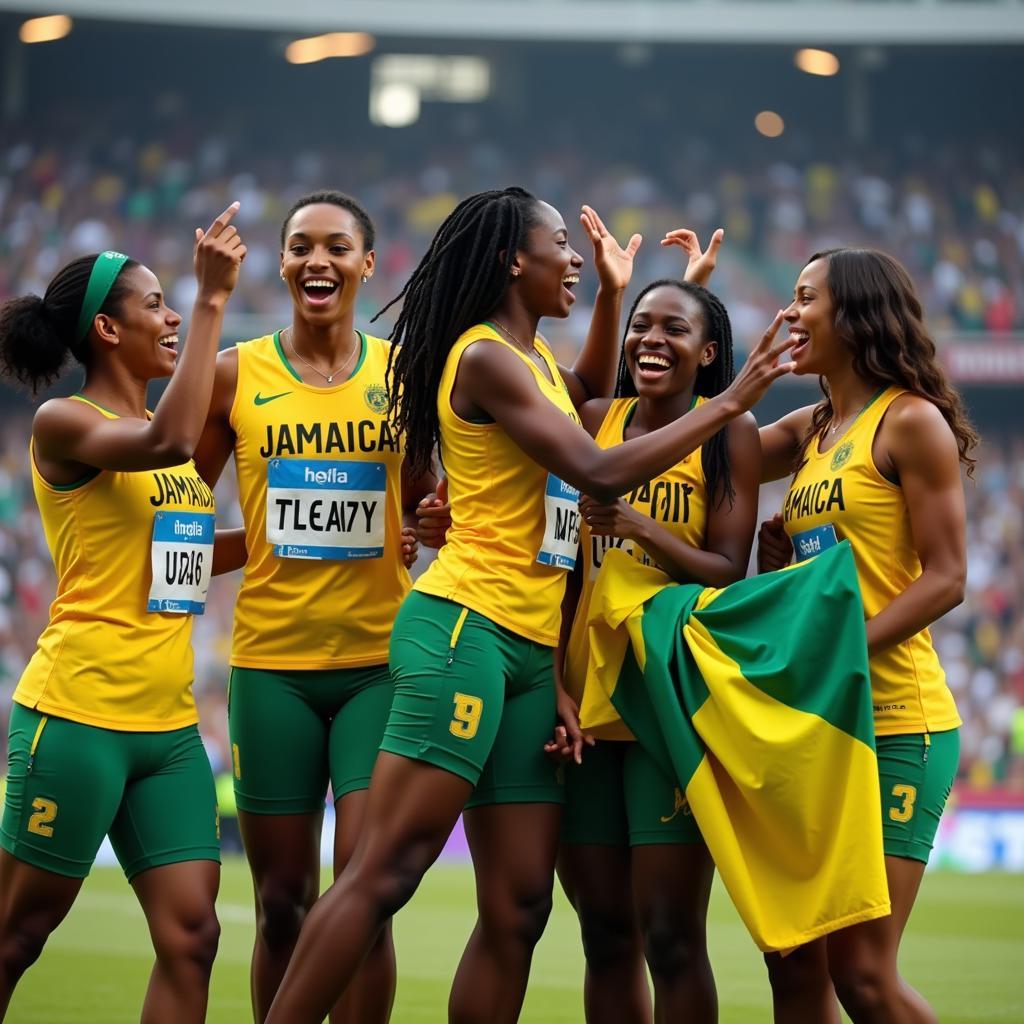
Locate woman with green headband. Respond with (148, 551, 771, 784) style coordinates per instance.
(0, 203, 245, 1022)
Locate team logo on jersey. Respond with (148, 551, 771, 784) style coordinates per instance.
(830, 440, 854, 471)
(364, 385, 389, 414)
(660, 787, 692, 823)
(254, 390, 292, 406)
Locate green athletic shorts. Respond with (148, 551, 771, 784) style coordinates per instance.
(383, 591, 564, 807)
(228, 664, 393, 815)
(878, 729, 959, 863)
(562, 739, 703, 846)
(1, 703, 219, 880)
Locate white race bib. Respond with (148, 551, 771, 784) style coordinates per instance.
(267, 458, 386, 560)
(537, 473, 581, 571)
(148, 511, 215, 615)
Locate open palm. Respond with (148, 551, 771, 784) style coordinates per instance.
(581, 204, 642, 292)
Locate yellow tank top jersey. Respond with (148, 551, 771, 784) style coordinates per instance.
(415, 323, 582, 647)
(229, 331, 409, 670)
(782, 386, 960, 736)
(15, 396, 216, 731)
(564, 397, 709, 708)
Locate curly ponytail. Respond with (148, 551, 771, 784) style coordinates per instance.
(0, 254, 137, 395)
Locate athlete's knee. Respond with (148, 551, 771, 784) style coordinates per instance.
(255, 876, 317, 950)
(830, 960, 893, 1017)
(0, 916, 54, 980)
(765, 942, 830, 997)
(480, 883, 553, 951)
(643, 917, 707, 982)
(577, 905, 640, 973)
(152, 908, 221, 979)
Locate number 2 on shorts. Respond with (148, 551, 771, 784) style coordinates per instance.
(450, 693, 483, 740)
(889, 783, 917, 823)
(27, 797, 57, 837)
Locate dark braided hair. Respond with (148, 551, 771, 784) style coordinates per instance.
(0, 253, 138, 395)
(374, 186, 543, 476)
(280, 190, 375, 250)
(615, 279, 737, 508)
(794, 248, 978, 477)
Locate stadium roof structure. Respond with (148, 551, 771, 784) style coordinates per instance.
(5, 0, 1024, 44)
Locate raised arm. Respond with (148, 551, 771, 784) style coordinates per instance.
(193, 346, 240, 488)
(34, 204, 245, 474)
(466, 314, 794, 502)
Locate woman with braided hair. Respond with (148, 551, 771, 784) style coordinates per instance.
(551, 272, 760, 1024)
(266, 188, 794, 1024)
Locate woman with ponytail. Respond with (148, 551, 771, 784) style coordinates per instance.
(757, 248, 977, 1024)
(552, 262, 760, 1024)
(0, 204, 245, 1022)
(266, 189, 793, 1024)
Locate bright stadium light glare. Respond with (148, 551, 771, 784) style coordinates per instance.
(755, 110, 785, 138)
(370, 82, 421, 128)
(19, 15, 72, 44)
(795, 48, 841, 77)
(285, 32, 375, 65)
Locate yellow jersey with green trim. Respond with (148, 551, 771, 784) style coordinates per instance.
(782, 386, 960, 736)
(229, 331, 409, 669)
(565, 396, 709, 709)
(15, 395, 216, 732)
(415, 323, 582, 646)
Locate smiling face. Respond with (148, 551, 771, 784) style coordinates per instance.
(280, 203, 375, 326)
(624, 285, 718, 400)
(93, 264, 182, 379)
(511, 201, 583, 320)
(783, 258, 843, 376)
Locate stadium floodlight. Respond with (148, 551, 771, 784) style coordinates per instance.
(19, 14, 72, 44)
(754, 110, 785, 138)
(370, 81, 421, 128)
(795, 48, 841, 77)
(284, 31, 375, 64)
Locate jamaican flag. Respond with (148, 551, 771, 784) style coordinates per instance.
(579, 540, 890, 951)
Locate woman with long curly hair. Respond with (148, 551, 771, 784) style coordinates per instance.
(757, 247, 977, 1024)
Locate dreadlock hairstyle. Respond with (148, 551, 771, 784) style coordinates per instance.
(280, 190, 376, 251)
(0, 253, 138, 395)
(374, 186, 543, 476)
(794, 248, 978, 477)
(615, 279, 737, 508)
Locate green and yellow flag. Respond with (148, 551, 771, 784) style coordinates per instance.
(579, 541, 890, 951)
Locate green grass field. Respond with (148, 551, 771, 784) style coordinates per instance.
(7, 859, 1023, 1023)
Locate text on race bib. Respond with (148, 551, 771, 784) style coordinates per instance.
(267, 458, 386, 561)
(148, 511, 215, 615)
(537, 473, 581, 571)
(792, 523, 839, 563)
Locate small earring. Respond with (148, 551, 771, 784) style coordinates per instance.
(361, 275, 368, 284)
(280, 272, 285, 280)
(511, 269, 520, 278)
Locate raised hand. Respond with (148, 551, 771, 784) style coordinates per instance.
(194, 201, 246, 304)
(662, 227, 724, 289)
(723, 311, 796, 412)
(757, 514, 794, 573)
(581, 204, 642, 293)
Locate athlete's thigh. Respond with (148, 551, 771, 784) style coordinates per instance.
(561, 741, 629, 848)
(385, 592, 509, 788)
(1, 705, 126, 880)
(328, 664, 393, 803)
(466, 639, 562, 809)
(110, 726, 220, 881)
(623, 740, 704, 848)
(228, 667, 330, 815)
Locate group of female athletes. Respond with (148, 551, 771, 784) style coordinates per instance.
(0, 184, 975, 1024)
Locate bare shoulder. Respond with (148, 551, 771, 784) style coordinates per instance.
(33, 396, 97, 442)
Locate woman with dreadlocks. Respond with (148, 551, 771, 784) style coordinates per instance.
(266, 187, 794, 1024)
(551, 267, 760, 1024)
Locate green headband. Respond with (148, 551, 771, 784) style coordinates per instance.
(76, 251, 130, 343)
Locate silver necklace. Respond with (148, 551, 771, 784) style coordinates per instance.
(286, 328, 359, 384)
(828, 390, 878, 435)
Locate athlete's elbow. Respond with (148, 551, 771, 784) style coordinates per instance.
(943, 569, 966, 612)
(150, 435, 196, 466)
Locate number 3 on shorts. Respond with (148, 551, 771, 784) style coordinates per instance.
(450, 693, 483, 740)
(889, 784, 917, 823)
(27, 797, 57, 837)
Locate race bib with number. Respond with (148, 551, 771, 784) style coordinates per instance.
(589, 534, 633, 582)
(537, 473, 581, 571)
(792, 523, 839, 563)
(266, 458, 386, 560)
(148, 511, 215, 614)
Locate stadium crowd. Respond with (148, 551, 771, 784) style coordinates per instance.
(1, 117, 1022, 359)
(0, 414, 1020, 790)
